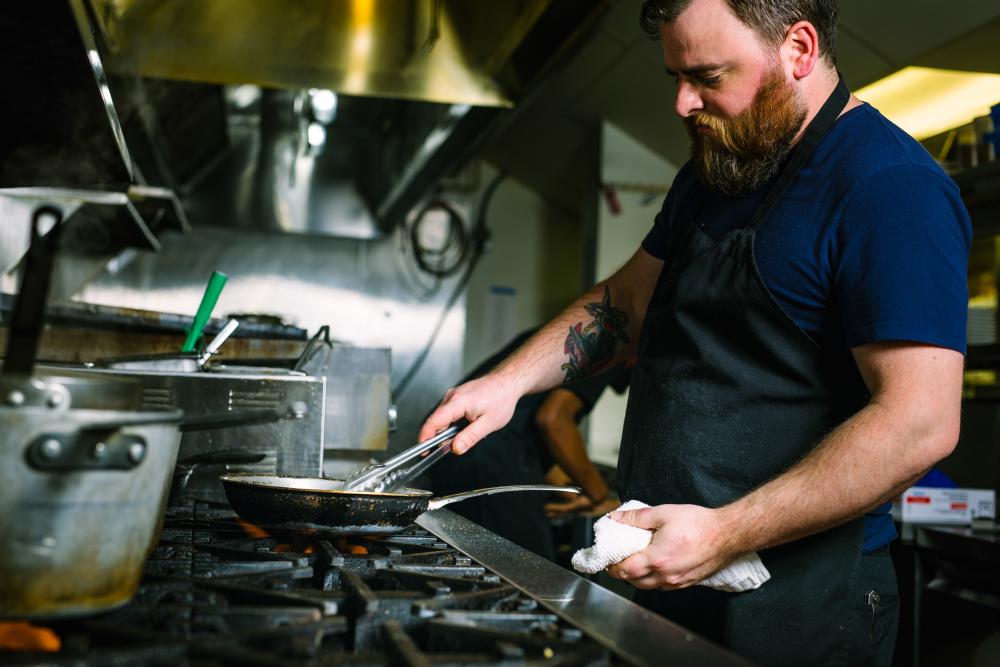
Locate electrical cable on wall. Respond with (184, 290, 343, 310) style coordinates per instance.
(392, 170, 506, 398)
(394, 197, 470, 299)
(410, 199, 470, 278)
(395, 225, 441, 298)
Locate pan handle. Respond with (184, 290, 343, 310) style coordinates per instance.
(426, 484, 582, 511)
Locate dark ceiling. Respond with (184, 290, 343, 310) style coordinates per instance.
(482, 0, 1000, 216)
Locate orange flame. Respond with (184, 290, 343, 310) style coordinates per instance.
(236, 518, 271, 540)
(335, 538, 368, 555)
(0, 621, 61, 652)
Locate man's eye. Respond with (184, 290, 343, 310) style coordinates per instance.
(701, 75, 721, 86)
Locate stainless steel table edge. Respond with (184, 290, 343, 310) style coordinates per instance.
(418, 509, 752, 667)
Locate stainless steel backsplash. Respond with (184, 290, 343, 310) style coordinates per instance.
(75, 223, 467, 454)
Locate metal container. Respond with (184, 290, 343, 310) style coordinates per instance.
(0, 203, 185, 619)
(41, 364, 327, 504)
(299, 342, 392, 453)
(0, 376, 183, 619)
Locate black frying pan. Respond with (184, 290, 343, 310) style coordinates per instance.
(219, 473, 581, 535)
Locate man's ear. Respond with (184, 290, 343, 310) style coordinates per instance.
(783, 20, 820, 80)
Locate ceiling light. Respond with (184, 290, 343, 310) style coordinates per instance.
(307, 122, 326, 148)
(856, 66, 1000, 140)
(230, 84, 261, 109)
(309, 89, 338, 124)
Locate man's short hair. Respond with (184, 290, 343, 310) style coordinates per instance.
(639, 0, 839, 66)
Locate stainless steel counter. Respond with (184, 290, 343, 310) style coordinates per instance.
(418, 509, 751, 667)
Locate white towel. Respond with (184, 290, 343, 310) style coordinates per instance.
(571, 500, 771, 593)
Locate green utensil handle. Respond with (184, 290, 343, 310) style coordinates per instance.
(182, 271, 228, 352)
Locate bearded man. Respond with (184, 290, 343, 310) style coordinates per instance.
(421, 0, 970, 664)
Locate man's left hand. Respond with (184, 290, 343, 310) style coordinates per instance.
(605, 504, 735, 590)
(545, 495, 621, 518)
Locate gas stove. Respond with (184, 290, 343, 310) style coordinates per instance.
(4, 502, 748, 666)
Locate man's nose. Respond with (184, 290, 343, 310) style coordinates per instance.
(674, 80, 703, 118)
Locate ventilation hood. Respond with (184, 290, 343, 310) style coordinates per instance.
(88, 0, 550, 108)
(1, 0, 608, 241)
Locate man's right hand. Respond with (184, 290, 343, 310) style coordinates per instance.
(418, 372, 522, 454)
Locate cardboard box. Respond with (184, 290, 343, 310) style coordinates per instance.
(897, 486, 996, 524)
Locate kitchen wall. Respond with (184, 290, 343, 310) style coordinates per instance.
(587, 121, 680, 467)
(74, 195, 481, 456)
(462, 163, 585, 375)
(72, 159, 585, 454)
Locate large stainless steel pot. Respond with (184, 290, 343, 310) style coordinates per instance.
(0, 385, 183, 619)
(0, 205, 303, 618)
(0, 205, 184, 619)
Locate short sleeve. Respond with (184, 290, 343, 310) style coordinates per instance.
(641, 208, 672, 260)
(832, 165, 971, 353)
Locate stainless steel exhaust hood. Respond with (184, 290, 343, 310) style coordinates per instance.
(87, 0, 548, 108)
(98, 0, 608, 236)
(1, 0, 607, 242)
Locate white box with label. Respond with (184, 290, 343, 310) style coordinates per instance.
(898, 486, 996, 524)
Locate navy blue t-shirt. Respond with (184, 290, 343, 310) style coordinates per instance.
(642, 103, 971, 553)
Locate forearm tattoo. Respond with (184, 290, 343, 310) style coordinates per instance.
(561, 286, 629, 382)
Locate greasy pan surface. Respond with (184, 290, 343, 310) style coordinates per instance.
(220, 473, 434, 535)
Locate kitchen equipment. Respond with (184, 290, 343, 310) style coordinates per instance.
(2, 500, 747, 666)
(0, 208, 295, 618)
(170, 448, 267, 502)
(343, 421, 463, 492)
(1, 384, 306, 619)
(219, 473, 581, 535)
(313, 341, 392, 455)
(2, 206, 61, 376)
(181, 270, 228, 352)
(45, 363, 327, 503)
(0, 398, 184, 619)
(0, 207, 187, 619)
(96, 318, 241, 371)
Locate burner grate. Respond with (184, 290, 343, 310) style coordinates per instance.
(6, 501, 620, 666)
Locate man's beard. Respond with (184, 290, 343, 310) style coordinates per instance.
(687, 69, 807, 196)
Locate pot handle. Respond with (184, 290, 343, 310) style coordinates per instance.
(426, 484, 582, 510)
(293, 325, 332, 372)
(2, 206, 62, 377)
(25, 429, 150, 472)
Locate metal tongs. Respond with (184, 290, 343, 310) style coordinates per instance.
(343, 421, 466, 493)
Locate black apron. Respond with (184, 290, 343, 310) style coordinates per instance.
(618, 78, 867, 666)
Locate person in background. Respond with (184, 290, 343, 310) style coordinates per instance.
(421, 0, 970, 664)
(427, 329, 630, 561)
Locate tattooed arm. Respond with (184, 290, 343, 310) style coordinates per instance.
(420, 248, 663, 453)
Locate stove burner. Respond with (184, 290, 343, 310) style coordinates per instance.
(6, 502, 620, 666)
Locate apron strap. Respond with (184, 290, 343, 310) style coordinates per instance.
(747, 74, 850, 230)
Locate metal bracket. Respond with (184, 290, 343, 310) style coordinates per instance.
(25, 429, 147, 472)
